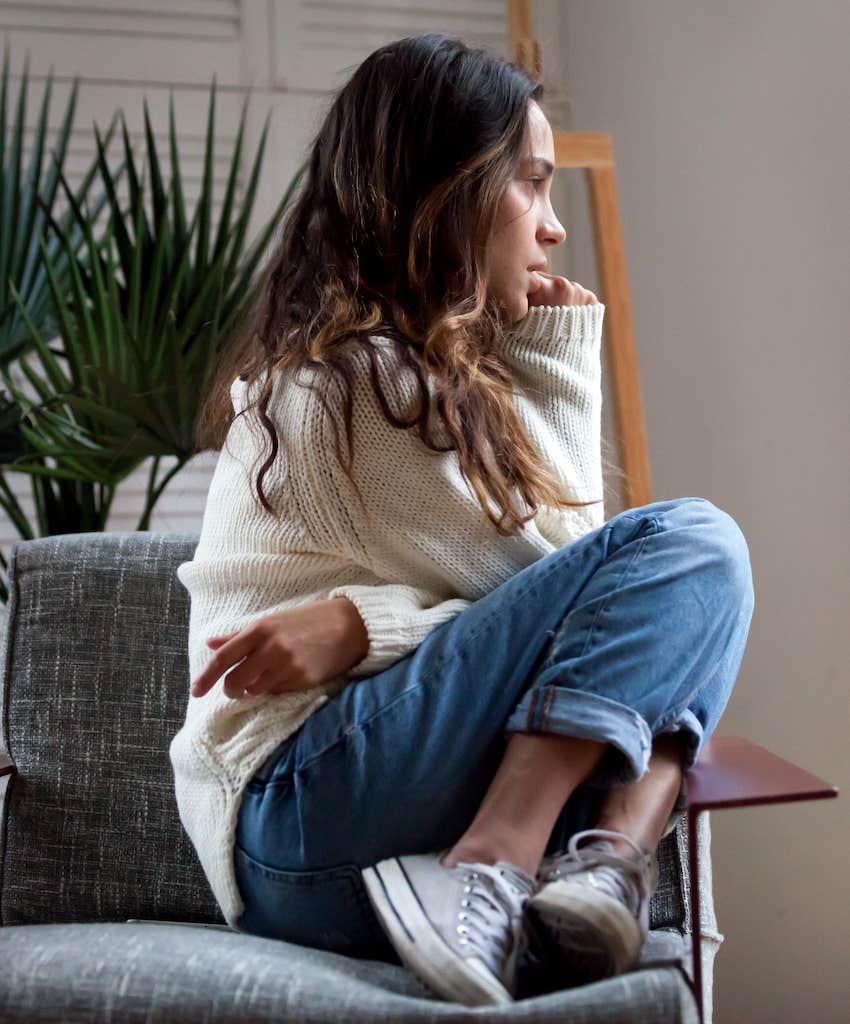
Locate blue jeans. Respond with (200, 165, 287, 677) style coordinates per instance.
(234, 496, 754, 962)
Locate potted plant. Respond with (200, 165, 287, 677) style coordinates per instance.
(0, 67, 305, 604)
(0, 47, 124, 601)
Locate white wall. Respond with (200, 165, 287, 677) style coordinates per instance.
(552, 2, 849, 1021)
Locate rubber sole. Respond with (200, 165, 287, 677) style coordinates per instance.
(361, 858, 514, 1007)
(525, 883, 642, 981)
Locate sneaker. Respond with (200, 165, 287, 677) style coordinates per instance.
(525, 828, 660, 984)
(361, 851, 537, 1006)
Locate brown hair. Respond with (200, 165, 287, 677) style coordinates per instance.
(195, 32, 616, 537)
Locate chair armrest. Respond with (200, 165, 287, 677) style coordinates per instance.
(683, 736, 838, 1023)
(0, 752, 14, 777)
(686, 735, 838, 811)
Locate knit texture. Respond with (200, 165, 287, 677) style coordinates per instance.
(170, 302, 606, 926)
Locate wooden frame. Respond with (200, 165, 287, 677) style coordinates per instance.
(508, 2, 651, 508)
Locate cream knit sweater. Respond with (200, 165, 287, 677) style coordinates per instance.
(170, 301, 606, 926)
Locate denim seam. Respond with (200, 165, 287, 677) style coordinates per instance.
(571, 514, 662, 668)
(524, 687, 652, 745)
(654, 673, 712, 736)
(235, 843, 360, 883)
(655, 707, 703, 738)
(526, 687, 540, 730)
(541, 684, 556, 728)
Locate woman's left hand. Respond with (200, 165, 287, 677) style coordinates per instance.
(528, 271, 599, 308)
(190, 597, 367, 700)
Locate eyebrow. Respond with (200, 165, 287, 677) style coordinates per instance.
(525, 156, 555, 176)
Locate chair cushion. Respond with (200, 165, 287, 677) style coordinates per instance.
(0, 532, 220, 926)
(0, 922, 699, 1023)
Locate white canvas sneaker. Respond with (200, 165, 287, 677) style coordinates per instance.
(525, 828, 660, 984)
(362, 851, 537, 1006)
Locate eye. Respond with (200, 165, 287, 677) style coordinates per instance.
(527, 178, 546, 190)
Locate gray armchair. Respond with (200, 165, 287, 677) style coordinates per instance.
(3, 530, 828, 1023)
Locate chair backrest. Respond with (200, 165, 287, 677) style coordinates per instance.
(0, 529, 692, 934)
(0, 531, 222, 926)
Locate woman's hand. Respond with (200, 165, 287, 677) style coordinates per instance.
(190, 597, 369, 700)
(528, 271, 600, 308)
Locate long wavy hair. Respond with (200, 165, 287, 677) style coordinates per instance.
(195, 32, 616, 537)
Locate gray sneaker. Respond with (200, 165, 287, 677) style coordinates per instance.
(361, 851, 537, 1006)
(525, 828, 660, 983)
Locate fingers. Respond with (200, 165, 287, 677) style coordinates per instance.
(565, 278, 599, 305)
(223, 665, 270, 701)
(237, 669, 277, 700)
(189, 609, 331, 700)
(192, 633, 300, 700)
(226, 668, 304, 700)
(191, 630, 256, 698)
(528, 273, 599, 307)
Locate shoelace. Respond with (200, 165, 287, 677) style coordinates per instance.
(539, 829, 654, 918)
(452, 861, 535, 979)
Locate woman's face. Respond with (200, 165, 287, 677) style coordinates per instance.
(484, 100, 566, 323)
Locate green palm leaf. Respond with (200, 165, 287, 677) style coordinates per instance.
(2, 72, 297, 598)
(0, 46, 121, 366)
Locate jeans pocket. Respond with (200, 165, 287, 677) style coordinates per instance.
(233, 845, 393, 960)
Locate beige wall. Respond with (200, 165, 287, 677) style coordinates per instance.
(549, 1, 849, 1020)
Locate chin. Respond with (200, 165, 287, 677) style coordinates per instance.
(491, 290, 527, 325)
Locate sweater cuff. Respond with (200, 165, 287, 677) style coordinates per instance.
(326, 583, 469, 678)
(502, 302, 605, 359)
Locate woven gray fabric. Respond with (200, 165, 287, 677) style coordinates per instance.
(650, 826, 683, 929)
(0, 532, 221, 926)
(0, 922, 699, 1023)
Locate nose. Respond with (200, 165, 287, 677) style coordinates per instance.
(539, 210, 566, 248)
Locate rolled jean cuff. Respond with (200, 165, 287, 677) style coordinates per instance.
(654, 707, 705, 774)
(505, 686, 654, 789)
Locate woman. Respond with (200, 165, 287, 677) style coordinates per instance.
(171, 32, 754, 1008)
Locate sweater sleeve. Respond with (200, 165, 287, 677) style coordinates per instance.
(499, 302, 607, 532)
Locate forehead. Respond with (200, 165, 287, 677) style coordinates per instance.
(525, 100, 554, 159)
